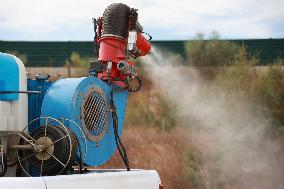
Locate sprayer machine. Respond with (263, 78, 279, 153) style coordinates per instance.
(0, 3, 157, 184)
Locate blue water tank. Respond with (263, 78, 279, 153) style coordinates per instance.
(0, 53, 19, 101)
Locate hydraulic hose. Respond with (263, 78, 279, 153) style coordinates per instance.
(110, 86, 130, 171)
(0, 152, 7, 177)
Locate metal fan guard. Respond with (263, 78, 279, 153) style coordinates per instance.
(81, 87, 109, 143)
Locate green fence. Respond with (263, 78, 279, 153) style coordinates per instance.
(230, 39, 284, 64)
(0, 39, 283, 66)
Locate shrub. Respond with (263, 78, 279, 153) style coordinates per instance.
(125, 90, 177, 131)
(255, 60, 284, 126)
(215, 46, 284, 127)
(65, 51, 90, 68)
(185, 32, 238, 66)
(215, 45, 259, 93)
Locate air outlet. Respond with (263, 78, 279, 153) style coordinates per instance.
(81, 88, 109, 142)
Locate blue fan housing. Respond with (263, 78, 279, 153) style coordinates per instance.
(36, 77, 128, 166)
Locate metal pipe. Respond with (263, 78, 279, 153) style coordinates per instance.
(0, 91, 42, 95)
(10, 144, 34, 150)
(117, 61, 137, 75)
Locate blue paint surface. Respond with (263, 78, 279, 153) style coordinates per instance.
(0, 53, 19, 101)
(40, 77, 129, 166)
(27, 78, 52, 130)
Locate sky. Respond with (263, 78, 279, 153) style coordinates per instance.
(0, 0, 283, 41)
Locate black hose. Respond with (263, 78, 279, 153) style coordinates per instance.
(0, 152, 7, 177)
(102, 3, 131, 39)
(110, 86, 130, 171)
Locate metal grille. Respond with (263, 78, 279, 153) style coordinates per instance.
(83, 91, 107, 136)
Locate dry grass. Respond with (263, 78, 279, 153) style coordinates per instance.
(100, 126, 193, 189)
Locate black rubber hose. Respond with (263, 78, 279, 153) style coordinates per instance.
(0, 153, 7, 177)
(102, 3, 131, 39)
(110, 88, 130, 171)
(113, 110, 130, 171)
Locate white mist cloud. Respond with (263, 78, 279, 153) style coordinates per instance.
(0, 0, 283, 40)
(142, 47, 284, 188)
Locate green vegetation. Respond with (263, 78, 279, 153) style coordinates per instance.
(256, 61, 284, 126)
(63, 51, 90, 77)
(184, 33, 284, 128)
(127, 34, 284, 131)
(125, 91, 177, 131)
(185, 31, 238, 66)
(214, 47, 284, 127)
(65, 51, 90, 68)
